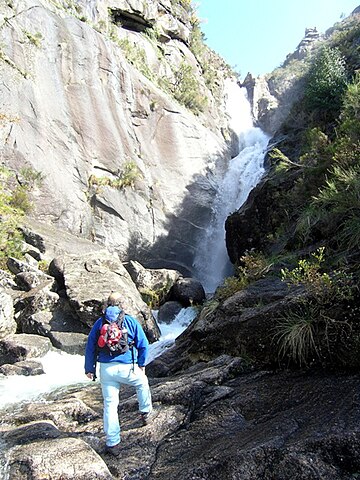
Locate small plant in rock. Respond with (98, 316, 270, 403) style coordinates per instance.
(198, 299, 219, 321)
(238, 250, 272, 282)
(10, 186, 32, 213)
(89, 162, 141, 192)
(274, 303, 320, 366)
(38, 260, 49, 272)
(118, 161, 140, 188)
(23, 30, 43, 47)
(0, 170, 25, 265)
(214, 275, 248, 302)
(280, 247, 352, 304)
(19, 166, 44, 189)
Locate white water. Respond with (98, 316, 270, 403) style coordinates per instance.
(147, 307, 197, 364)
(0, 351, 87, 411)
(193, 80, 270, 293)
(0, 308, 197, 412)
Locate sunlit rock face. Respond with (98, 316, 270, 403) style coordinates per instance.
(0, 0, 233, 275)
(242, 28, 322, 135)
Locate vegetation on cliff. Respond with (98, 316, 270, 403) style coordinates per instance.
(224, 13, 360, 369)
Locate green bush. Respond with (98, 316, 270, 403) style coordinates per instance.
(214, 275, 248, 302)
(89, 161, 141, 191)
(304, 46, 348, 119)
(172, 61, 207, 113)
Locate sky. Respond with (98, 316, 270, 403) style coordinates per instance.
(196, 0, 360, 79)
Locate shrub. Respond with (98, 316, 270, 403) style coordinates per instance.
(280, 247, 352, 302)
(304, 46, 348, 119)
(89, 161, 141, 191)
(0, 172, 24, 264)
(214, 275, 248, 302)
(10, 186, 32, 213)
(238, 250, 272, 282)
(172, 61, 207, 113)
(23, 30, 42, 47)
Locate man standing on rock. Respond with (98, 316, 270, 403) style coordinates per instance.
(84, 292, 153, 456)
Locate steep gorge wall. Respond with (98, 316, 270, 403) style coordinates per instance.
(0, 0, 235, 275)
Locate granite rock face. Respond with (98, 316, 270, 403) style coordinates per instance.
(0, 0, 233, 276)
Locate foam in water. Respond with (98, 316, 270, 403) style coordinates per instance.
(147, 307, 197, 364)
(0, 350, 87, 410)
(193, 79, 270, 293)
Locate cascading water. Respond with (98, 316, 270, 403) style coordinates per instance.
(194, 80, 270, 293)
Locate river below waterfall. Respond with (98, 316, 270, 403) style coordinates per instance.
(194, 80, 270, 293)
(0, 308, 197, 413)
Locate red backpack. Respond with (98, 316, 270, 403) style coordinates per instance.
(97, 311, 129, 354)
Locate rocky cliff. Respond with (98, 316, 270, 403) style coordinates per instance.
(0, 0, 236, 276)
(241, 27, 322, 135)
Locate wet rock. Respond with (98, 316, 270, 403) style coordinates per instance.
(10, 397, 101, 430)
(0, 334, 52, 365)
(49, 331, 88, 355)
(4, 420, 61, 446)
(168, 277, 205, 306)
(158, 301, 183, 324)
(0, 360, 44, 376)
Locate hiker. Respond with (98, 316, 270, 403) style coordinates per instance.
(84, 292, 153, 456)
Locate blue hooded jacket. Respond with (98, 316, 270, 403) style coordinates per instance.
(84, 306, 149, 374)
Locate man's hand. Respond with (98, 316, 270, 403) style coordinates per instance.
(86, 372, 94, 380)
(139, 366, 145, 372)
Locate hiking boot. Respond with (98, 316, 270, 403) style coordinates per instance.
(105, 443, 121, 456)
(141, 410, 155, 426)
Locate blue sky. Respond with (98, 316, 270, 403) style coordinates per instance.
(196, 0, 359, 78)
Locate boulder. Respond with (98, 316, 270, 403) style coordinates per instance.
(21, 242, 43, 261)
(0, 269, 17, 289)
(48, 257, 65, 290)
(0, 334, 52, 365)
(126, 260, 181, 291)
(158, 301, 183, 324)
(62, 250, 160, 341)
(15, 270, 54, 291)
(4, 420, 61, 446)
(10, 397, 101, 430)
(168, 277, 206, 306)
(7, 257, 39, 275)
(0, 360, 44, 376)
(0, 288, 16, 339)
(49, 331, 88, 355)
(17, 305, 89, 353)
(7, 437, 112, 480)
(14, 283, 60, 324)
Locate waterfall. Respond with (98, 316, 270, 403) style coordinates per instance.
(193, 80, 270, 293)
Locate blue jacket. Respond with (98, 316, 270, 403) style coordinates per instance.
(84, 307, 149, 374)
